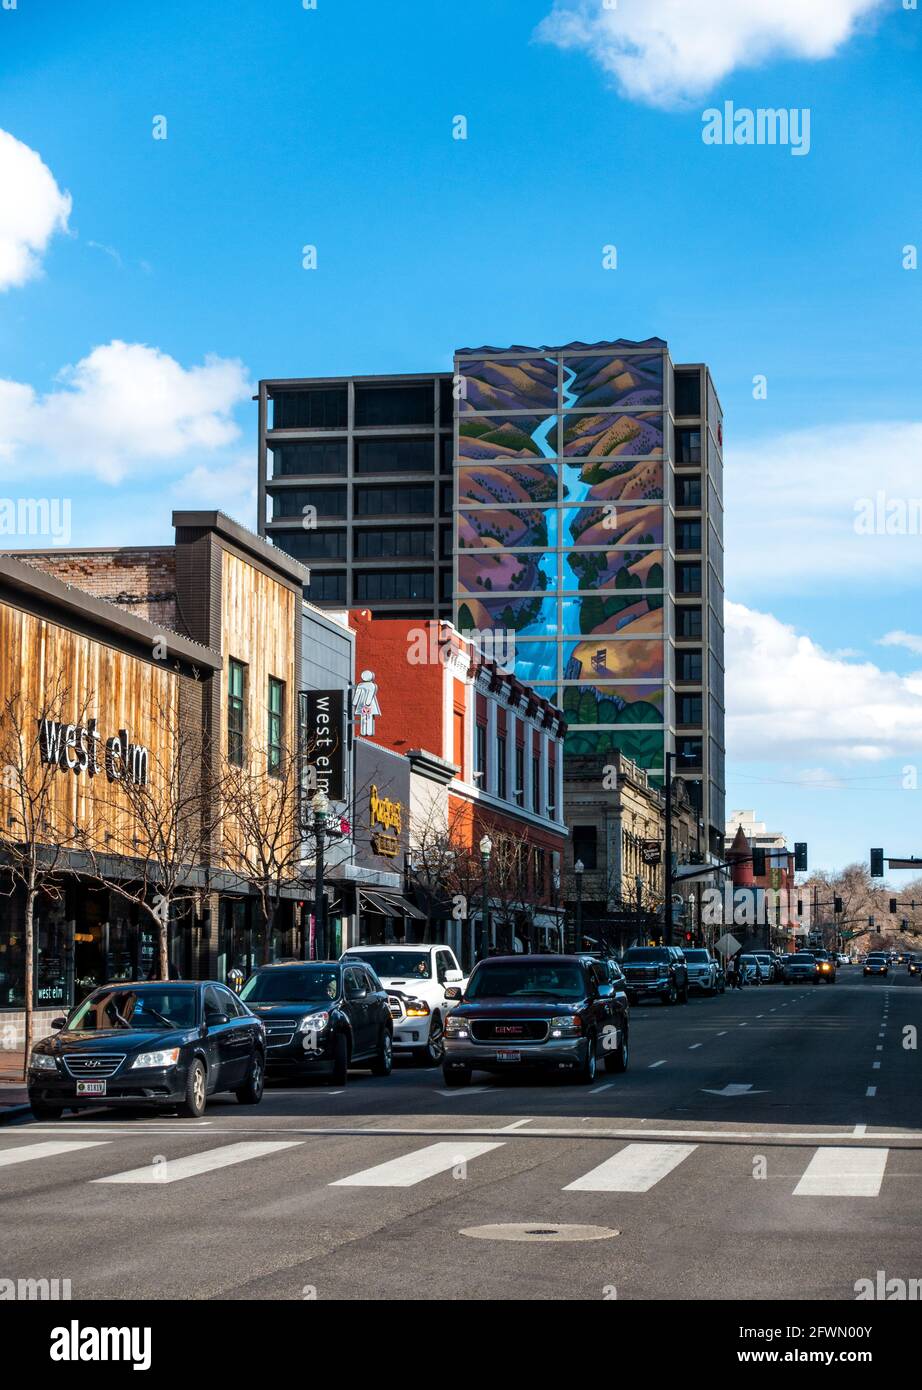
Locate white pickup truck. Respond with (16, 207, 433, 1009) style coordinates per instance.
(340, 944, 467, 1064)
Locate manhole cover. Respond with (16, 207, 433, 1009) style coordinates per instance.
(460, 1222, 619, 1243)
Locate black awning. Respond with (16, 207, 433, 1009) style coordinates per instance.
(360, 889, 426, 921)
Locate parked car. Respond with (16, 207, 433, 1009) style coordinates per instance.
(240, 960, 393, 1084)
(442, 953, 629, 1086)
(781, 953, 819, 984)
(684, 948, 722, 994)
(864, 953, 889, 977)
(622, 946, 689, 1005)
(341, 944, 466, 1065)
(750, 952, 775, 983)
(28, 980, 266, 1120)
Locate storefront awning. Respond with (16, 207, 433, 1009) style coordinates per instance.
(359, 889, 426, 921)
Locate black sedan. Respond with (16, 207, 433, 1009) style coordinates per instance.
(28, 981, 266, 1120)
(240, 961, 393, 1084)
(442, 954, 629, 1087)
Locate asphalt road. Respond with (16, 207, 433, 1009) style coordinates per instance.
(2, 967, 920, 1301)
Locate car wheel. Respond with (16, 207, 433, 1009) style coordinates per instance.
(331, 1032, 350, 1086)
(442, 1064, 472, 1087)
(604, 1028, 629, 1073)
(235, 1051, 264, 1105)
(29, 1100, 64, 1120)
(371, 1029, 393, 1077)
(414, 1014, 444, 1066)
(180, 1059, 207, 1118)
(575, 1036, 598, 1084)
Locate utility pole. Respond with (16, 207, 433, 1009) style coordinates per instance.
(664, 750, 674, 946)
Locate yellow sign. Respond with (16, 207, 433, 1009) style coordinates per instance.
(370, 784, 402, 835)
(371, 832, 400, 858)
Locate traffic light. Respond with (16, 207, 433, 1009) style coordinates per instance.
(751, 847, 766, 876)
(869, 915, 876, 927)
(901, 919, 909, 933)
(794, 842, 808, 872)
(890, 898, 898, 914)
(834, 896, 843, 914)
(797, 898, 803, 916)
(870, 848, 884, 878)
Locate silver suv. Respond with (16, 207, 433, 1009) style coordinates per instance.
(683, 949, 722, 995)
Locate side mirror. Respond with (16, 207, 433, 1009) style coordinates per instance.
(597, 983, 614, 998)
(444, 968, 463, 983)
(444, 986, 462, 1001)
(207, 1012, 230, 1027)
(51, 1017, 67, 1030)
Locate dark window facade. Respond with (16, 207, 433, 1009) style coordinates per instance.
(674, 372, 701, 416)
(475, 722, 487, 780)
(273, 487, 346, 519)
(272, 388, 347, 430)
(440, 436, 454, 473)
(675, 476, 701, 507)
(676, 428, 702, 464)
(354, 384, 434, 427)
(677, 737, 703, 769)
(676, 521, 702, 552)
(675, 605, 702, 638)
(307, 572, 346, 603)
(228, 659, 247, 765)
(496, 735, 507, 799)
(572, 825, 598, 872)
(676, 562, 702, 595)
(355, 438, 434, 474)
(515, 745, 525, 803)
(354, 527, 433, 559)
(354, 570, 433, 602)
(678, 694, 702, 725)
(354, 485, 434, 516)
(271, 440, 347, 476)
(439, 377, 455, 424)
(677, 650, 703, 682)
(274, 529, 346, 560)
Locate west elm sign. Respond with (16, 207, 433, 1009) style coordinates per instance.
(37, 718, 150, 786)
(301, 690, 345, 801)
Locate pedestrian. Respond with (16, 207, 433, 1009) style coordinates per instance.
(731, 949, 744, 990)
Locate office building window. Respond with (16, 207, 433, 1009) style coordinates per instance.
(677, 650, 703, 682)
(496, 735, 507, 799)
(272, 388, 347, 430)
(307, 572, 346, 603)
(678, 694, 702, 725)
(354, 484, 434, 516)
(440, 482, 453, 514)
(677, 737, 703, 769)
(440, 436, 454, 473)
(676, 521, 702, 552)
(440, 569, 452, 601)
(534, 847, 546, 899)
(532, 756, 541, 814)
(354, 384, 434, 427)
(676, 605, 702, 638)
(267, 677, 285, 775)
(271, 441, 347, 477)
(674, 372, 701, 416)
(515, 745, 525, 804)
(676, 428, 702, 464)
(548, 762, 556, 818)
(354, 528, 433, 559)
(355, 438, 434, 474)
(676, 562, 702, 595)
(354, 570, 433, 602)
(438, 377, 455, 424)
(272, 488, 347, 520)
(228, 659, 247, 766)
(572, 825, 598, 871)
(675, 476, 701, 507)
(274, 529, 346, 560)
(440, 527, 453, 559)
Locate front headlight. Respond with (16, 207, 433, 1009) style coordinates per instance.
(30, 1052, 57, 1072)
(131, 1048, 181, 1069)
(445, 1015, 469, 1036)
(549, 1014, 582, 1038)
(405, 999, 430, 1018)
(299, 1012, 330, 1033)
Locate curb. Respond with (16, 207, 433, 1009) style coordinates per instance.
(0, 1104, 32, 1124)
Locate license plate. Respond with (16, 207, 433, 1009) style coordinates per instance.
(494, 1050, 521, 1062)
(75, 1080, 106, 1096)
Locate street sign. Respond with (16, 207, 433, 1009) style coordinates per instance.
(887, 858, 922, 871)
(641, 840, 661, 865)
(715, 932, 741, 958)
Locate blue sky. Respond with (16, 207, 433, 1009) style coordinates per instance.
(1, 0, 921, 878)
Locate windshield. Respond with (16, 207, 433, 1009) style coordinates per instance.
(241, 969, 340, 1003)
(466, 961, 586, 1001)
(68, 988, 197, 1031)
(623, 949, 668, 963)
(345, 951, 431, 979)
(791, 954, 814, 962)
(684, 950, 710, 963)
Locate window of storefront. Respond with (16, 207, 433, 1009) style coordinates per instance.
(228, 659, 247, 765)
(268, 676, 285, 775)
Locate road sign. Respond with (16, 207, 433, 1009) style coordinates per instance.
(715, 932, 741, 958)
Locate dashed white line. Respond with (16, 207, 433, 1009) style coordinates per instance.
(866, 1087, 877, 1098)
(689, 1043, 702, 1050)
(649, 1060, 667, 1069)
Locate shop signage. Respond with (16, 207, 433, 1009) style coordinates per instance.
(371, 832, 400, 858)
(37, 718, 149, 786)
(353, 671, 381, 737)
(369, 784, 402, 857)
(302, 690, 345, 801)
(641, 839, 662, 865)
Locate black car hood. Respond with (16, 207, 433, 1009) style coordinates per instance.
(38, 1028, 195, 1055)
(246, 1002, 337, 1020)
(453, 999, 582, 1019)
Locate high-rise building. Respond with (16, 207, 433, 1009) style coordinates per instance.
(257, 372, 454, 618)
(453, 339, 725, 855)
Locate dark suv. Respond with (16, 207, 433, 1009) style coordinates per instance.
(442, 954, 630, 1087)
(621, 946, 689, 1005)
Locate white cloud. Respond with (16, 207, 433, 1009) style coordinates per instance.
(0, 129, 72, 290)
(0, 341, 252, 484)
(727, 601, 922, 764)
(878, 631, 922, 656)
(171, 453, 257, 529)
(725, 420, 922, 594)
(535, 0, 886, 107)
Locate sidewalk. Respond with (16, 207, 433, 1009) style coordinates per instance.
(0, 1052, 30, 1121)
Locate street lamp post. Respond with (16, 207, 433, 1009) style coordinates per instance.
(311, 789, 331, 961)
(479, 834, 492, 962)
(574, 859, 584, 954)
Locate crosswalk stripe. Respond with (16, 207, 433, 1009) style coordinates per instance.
(93, 1141, 302, 1185)
(331, 1141, 503, 1188)
(0, 1140, 110, 1168)
(793, 1147, 889, 1197)
(564, 1142, 697, 1193)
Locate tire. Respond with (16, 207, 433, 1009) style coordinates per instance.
(662, 982, 678, 1006)
(331, 1032, 350, 1086)
(414, 1013, 444, 1066)
(442, 1064, 472, 1087)
(235, 1050, 264, 1105)
(180, 1059, 207, 1118)
(604, 1027, 629, 1073)
(576, 1035, 598, 1084)
(371, 1029, 393, 1077)
(30, 1099, 63, 1121)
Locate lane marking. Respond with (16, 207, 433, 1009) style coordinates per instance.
(866, 1088, 877, 1098)
(436, 1087, 492, 1098)
(501, 1118, 534, 1131)
(649, 1060, 666, 1069)
(94, 1140, 302, 1185)
(588, 1084, 614, 1095)
(716, 1030, 728, 1036)
(793, 1146, 888, 1198)
(689, 1043, 702, 1050)
(0, 1140, 110, 1168)
(331, 1140, 503, 1188)
(565, 1142, 697, 1193)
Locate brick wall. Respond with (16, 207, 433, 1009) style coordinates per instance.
(13, 549, 180, 631)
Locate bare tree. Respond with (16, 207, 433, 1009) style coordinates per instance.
(0, 680, 88, 1080)
(86, 688, 220, 982)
